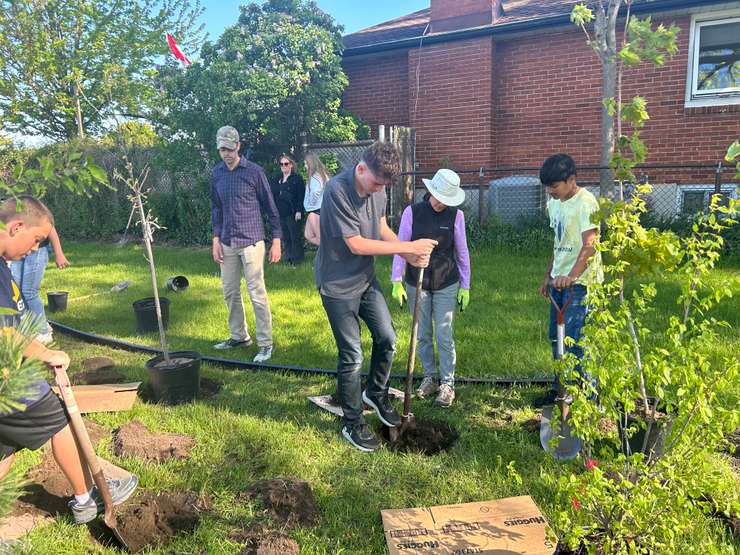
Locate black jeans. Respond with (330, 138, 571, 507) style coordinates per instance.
(280, 214, 304, 264)
(321, 279, 396, 426)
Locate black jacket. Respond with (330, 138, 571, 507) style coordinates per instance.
(270, 173, 305, 218)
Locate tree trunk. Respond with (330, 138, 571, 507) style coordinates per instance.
(600, 61, 615, 199)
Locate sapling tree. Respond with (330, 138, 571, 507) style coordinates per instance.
(114, 158, 170, 364)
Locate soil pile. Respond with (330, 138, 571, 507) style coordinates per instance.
(232, 523, 300, 555)
(113, 420, 194, 462)
(73, 369, 127, 385)
(384, 419, 458, 455)
(242, 478, 319, 528)
(113, 490, 207, 552)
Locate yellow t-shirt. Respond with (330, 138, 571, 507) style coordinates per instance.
(547, 188, 603, 286)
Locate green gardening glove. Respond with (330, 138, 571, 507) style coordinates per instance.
(391, 281, 407, 307)
(457, 288, 470, 312)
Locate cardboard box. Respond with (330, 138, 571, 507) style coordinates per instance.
(52, 382, 141, 414)
(381, 495, 556, 555)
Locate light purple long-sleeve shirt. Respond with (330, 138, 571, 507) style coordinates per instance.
(391, 205, 471, 289)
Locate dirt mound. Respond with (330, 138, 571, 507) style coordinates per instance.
(232, 524, 300, 555)
(113, 420, 195, 462)
(242, 478, 319, 528)
(73, 369, 127, 385)
(725, 428, 740, 458)
(382, 419, 459, 455)
(112, 490, 206, 552)
(81, 356, 116, 372)
(522, 415, 541, 433)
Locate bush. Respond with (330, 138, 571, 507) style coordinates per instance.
(466, 211, 551, 254)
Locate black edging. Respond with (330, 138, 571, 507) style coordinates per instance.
(49, 319, 553, 387)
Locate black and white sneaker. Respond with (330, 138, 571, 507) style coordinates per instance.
(362, 391, 401, 428)
(214, 337, 253, 350)
(341, 422, 381, 452)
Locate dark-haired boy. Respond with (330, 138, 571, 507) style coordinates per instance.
(535, 154, 603, 407)
(316, 142, 437, 452)
(0, 196, 137, 524)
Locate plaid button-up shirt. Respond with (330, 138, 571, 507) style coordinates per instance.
(211, 156, 282, 248)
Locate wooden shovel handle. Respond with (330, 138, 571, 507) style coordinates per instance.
(403, 268, 424, 419)
(54, 367, 115, 521)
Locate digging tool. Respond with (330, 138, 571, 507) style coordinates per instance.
(53, 366, 132, 551)
(386, 267, 425, 443)
(69, 280, 133, 303)
(539, 288, 583, 461)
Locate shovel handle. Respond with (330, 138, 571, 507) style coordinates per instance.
(54, 367, 115, 521)
(403, 268, 424, 419)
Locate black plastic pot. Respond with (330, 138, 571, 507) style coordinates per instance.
(618, 410, 672, 458)
(47, 291, 68, 313)
(166, 275, 189, 292)
(145, 350, 201, 405)
(132, 297, 169, 333)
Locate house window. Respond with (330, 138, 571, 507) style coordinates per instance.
(686, 12, 740, 107)
(681, 190, 706, 214)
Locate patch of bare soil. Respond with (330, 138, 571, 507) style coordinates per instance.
(111, 490, 208, 552)
(486, 406, 515, 427)
(382, 419, 459, 455)
(113, 420, 194, 462)
(241, 478, 319, 528)
(232, 523, 300, 555)
(522, 415, 541, 433)
(73, 369, 127, 385)
(81, 356, 116, 372)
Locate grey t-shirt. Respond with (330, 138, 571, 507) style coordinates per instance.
(315, 167, 387, 299)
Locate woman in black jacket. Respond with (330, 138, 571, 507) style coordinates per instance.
(270, 154, 305, 265)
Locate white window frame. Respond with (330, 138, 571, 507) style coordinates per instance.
(685, 8, 740, 108)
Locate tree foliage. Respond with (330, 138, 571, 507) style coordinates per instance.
(0, 0, 205, 140)
(157, 0, 362, 165)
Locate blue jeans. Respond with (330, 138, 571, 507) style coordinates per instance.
(548, 284, 593, 392)
(321, 279, 396, 426)
(406, 282, 457, 387)
(11, 247, 50, 335)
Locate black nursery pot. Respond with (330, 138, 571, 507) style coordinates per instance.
(166, 275, 189, 292)
(132, 297, 170, 333)
(618, 399, 673, 458)
(145, 351, 201, 405)
(47, 291, 68, 313)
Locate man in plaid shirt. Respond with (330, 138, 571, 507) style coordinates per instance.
(211, 126, 282, 363)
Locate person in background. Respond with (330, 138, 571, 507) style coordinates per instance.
(0, 195, 137, 525)
(303, 152, 330, 246)
(391, 169, 471, 408)
(211, 126, 282, 363)
(11, 227, 69, 344)
(270, 154, 305, 265)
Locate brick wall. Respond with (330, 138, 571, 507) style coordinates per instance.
(342, 13, 740, 172)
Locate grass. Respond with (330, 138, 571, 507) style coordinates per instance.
(7, 242, 739, 553)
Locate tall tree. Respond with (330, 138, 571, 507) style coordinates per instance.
(157, 0, 362, 162)
(0, 0, 205, 140)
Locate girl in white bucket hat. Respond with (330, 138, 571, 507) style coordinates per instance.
(390, 169, 471, 407)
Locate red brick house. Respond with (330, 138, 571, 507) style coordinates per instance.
(340, 0, 740, 174)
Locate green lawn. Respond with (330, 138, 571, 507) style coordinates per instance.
(8, 242, 739, 553)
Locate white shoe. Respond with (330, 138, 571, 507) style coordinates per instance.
(36, 332, 54, 345)
(253, 346, 273, 363)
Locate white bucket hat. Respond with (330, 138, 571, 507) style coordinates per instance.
(422, 169, 465, 207)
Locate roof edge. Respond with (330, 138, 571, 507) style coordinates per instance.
(342, 0, 730, 57)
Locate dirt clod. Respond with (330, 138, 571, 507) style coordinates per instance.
(383, 419, 458, 455)
(522, 415, 541, 433)
(81, 356, 116, 372)
(112, 490, 206, 552)
(233, 523, 300, 555)
(73, 369, 127, 385)
(199, 377, 222, 399)
(242, 478, 319, 528)
(113, 420, 195, 462)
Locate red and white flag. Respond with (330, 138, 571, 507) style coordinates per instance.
(166, 33, 192, 67)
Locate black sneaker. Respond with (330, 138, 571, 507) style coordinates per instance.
(362, 391, 402, 428)
(341, 422, 381, 452)
(532, 389, 558, 408)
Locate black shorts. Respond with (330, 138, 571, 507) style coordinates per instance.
(0, 390, 69, 460)
(307, 209, 320, 216)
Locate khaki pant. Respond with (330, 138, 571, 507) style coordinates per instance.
(221, 242, 272, 347)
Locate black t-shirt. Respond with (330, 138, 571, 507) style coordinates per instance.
(0, 257, 50, 413)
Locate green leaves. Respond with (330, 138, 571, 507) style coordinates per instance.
(570, 4, 595, 27)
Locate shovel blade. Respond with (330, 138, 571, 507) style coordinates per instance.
(540, 405, 582, 461)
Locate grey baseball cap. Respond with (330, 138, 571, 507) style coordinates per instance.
(216, 126, 239, 149)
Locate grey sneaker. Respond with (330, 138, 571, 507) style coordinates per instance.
(416, 377, 439, 399)
(69, 474, 139, 525)
(435, 384, 455, 408)
(253, 345, 273, 363)
(214, 337, 253, 350)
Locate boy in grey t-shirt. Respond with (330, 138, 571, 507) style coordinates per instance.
(316, 142, 437, 452)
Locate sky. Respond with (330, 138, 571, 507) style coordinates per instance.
(198, 0, 429, 41)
